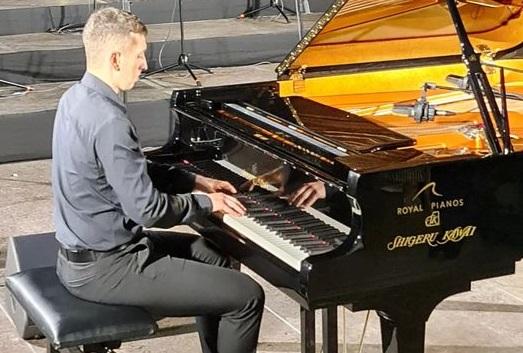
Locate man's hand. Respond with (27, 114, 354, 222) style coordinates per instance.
(208, 193, 246, 217)
(194, 175, 245, 216)
(194, 175, 237, 194)
(287, 181, 326, 208)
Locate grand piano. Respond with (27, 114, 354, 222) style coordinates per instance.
(147, 1, 523, 352)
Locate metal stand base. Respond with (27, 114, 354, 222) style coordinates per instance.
(141, 0, 212, 85)
(143, 53, 212, 86)
(240, 0, 296, 23)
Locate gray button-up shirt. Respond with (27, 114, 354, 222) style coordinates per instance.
(52, 72, 211, 251)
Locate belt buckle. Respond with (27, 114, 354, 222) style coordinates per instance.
(61, 247, 95, 263)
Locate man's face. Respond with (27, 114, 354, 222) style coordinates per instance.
(115, 33, 148, 91)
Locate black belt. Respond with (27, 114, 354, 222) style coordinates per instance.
(59, 242, 130, 263)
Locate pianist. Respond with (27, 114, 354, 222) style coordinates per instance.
(51, 8, 264, 353)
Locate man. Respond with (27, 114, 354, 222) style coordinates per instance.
(52, 8, 264, 353)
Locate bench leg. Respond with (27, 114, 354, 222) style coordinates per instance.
(83, 341, 121, 353)
(47, 343, 85, 353)
(47, 342, 59, 353)
(47, 342, 122, 353)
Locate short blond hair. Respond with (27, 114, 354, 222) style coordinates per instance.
(83, 7, 147, 64)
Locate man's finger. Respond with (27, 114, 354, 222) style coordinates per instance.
(218, 181, 237, 194)
(288, 185, 307, 204)
(225, 196, 246, 215)
(301, 194, 318, 207)
(293, 188, 314, 207)
(232, 197, 247, 212)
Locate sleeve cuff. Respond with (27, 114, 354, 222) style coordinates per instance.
(168, 167, 196, 193)
(193, 193, 213, 215)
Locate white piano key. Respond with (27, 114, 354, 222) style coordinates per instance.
(223, 215, 308, 271)
(302, 206, 352, 236)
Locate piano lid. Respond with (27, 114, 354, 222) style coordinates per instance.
(276, 0, 523, 78)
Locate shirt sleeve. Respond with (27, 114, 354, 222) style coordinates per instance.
(146, 160, 197, 194)
(94, 116, 212, 228)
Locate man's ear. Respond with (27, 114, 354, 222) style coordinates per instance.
(110, 51, 121, 71)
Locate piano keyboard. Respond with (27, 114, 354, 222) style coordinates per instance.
(177, 159, 351, 270)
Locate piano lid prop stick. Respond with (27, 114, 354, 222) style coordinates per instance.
(446, 0, 508, 155)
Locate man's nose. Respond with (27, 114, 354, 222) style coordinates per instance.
(141, 57, 148, 72)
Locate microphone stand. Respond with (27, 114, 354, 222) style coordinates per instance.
(240, 0, 296, 23)
(142, 0, 212, 85)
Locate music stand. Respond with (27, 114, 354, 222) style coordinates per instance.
(142, 0, 212, 85)
(239, 0, 296, 23)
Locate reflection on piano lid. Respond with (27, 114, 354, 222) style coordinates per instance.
(223, 103, 349, 157)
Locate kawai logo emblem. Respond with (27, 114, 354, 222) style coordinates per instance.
(412, 182, 442, 202)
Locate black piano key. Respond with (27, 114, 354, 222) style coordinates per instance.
(291, 215, 318, 222)
(247, 212, 279, 218)
(247, 207, 270, 212)
(294, 220, 324, 228)
(282, 230, 310, 236)
(260, 219, 293, 226)
(285, 234, 316, 241)
(277, 208, 304, 216)
(290, 238, 325, 246)
(319, 230, 347, 238)
(267, 225, 303, 233)
(304, 224, 336, 232)
(271, 225, 303, 232)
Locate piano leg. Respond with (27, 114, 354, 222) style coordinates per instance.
(301, 307, 315, 353)
(300, 306, 338, 353)
(378, 311, 425, 353)
(322, 306, 338, 353)
(348, 280, 470, 353)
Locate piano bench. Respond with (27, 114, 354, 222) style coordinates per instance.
(5, 266, 157, 353)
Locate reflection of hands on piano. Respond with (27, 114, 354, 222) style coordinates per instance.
(239, 166, 286, 193)
(194, 174, 238, 194)
(286, 181, 326, 208)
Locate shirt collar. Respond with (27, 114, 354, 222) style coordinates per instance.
(80, 72, 126, 110)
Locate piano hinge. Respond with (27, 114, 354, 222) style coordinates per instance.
(290, 65, 307, 93)
(283, 97, 305, 126)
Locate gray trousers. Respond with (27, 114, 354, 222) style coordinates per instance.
(56, 231, 265, 353)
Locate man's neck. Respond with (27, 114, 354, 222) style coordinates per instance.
(86, 68, 120, 95)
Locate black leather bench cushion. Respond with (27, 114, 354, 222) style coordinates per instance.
(6, 266, 157, 349)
